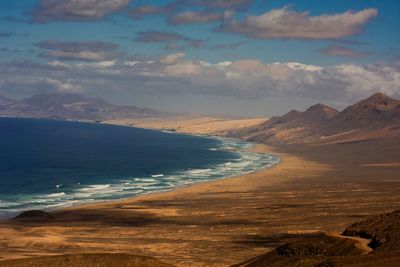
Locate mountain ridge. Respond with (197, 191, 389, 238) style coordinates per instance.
(0, 92, 167, 121)
(231, 93, 400, 144)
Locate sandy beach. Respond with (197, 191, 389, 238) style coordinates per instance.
(1, 0, 400, 264)
(1, 132, 400, 266)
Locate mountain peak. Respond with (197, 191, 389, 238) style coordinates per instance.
(0, 92, 164, 120)
(0, 93, 16, 105)
(0, 93, 11, 100)
(353, 92, 400, 111)
(281, 109, 301, 119)
(22, 91, 110, 107)
(362, 92, 399, 108)
(334, 93, 400, 122)
(305, 103, 339, 118)
(367, 92, 391, 100)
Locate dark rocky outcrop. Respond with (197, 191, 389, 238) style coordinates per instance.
(13, 210, 55, 221)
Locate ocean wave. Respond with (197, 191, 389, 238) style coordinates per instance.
(187, 168, 212, 174)
(46, 192, 66, 197)
(79, 184, 111, 191)
(0, 201, 22, 208)
(229, 161, 253, 168)
(141, 178, 155, 182)
(0, 137, 279, 218)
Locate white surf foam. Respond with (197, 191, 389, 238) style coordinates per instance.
(0, 136, 280, 219)
(79, 184, 111, 191)
(46, 192, 66, 197)
(187, 168, 211, 174)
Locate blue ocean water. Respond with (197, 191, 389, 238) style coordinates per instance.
(0, 117, 279, 218)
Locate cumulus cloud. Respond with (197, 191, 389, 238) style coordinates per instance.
(130, 5, 167, 19)
(130, 0, 252, 20)
(322, 45, 370, 58)
(1, 54, 399, 106)
(36, 40, 121, 61)
(134, 30, 241, 51)
(129, 2, 179, 19)
(32, 0, 131, 22)
(168, 11, 222, 25)
(37, 40, 119, 52)
(159, 52, 186, 64)
(221, 6, 378, 39)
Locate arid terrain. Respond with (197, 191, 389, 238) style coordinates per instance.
(0, 93, 399, 266)
(105, 116, 268, 136)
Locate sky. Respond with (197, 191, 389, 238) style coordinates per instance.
(0, 0, 399, 116)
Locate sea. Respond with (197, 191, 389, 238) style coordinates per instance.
(0, 117, 279, 218)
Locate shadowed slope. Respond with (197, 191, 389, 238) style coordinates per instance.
(232, 93, 400, 144)
(0, 253, 175, 267)
(235, 209, 400, 267)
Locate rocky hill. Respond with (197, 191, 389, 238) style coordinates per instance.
(231, 93, 400, 144)
(235, 209, 400, 267)
(0, 92, 166, 121)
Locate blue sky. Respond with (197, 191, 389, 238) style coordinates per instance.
(0, 0, 399, 116)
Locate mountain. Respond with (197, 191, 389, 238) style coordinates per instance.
(0, 94, 16, 106)
(333, 93, 400, 123)
(232, 103, 339, 144)
(0, 95, 23, 116)
(305, 103, 339, 119)
(231, 93, 400, 144)
(0, 92, 166, 121)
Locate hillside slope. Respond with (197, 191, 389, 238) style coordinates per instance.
(236, 209, 400, 267)
(0, 92, 165, 121)
(231, 93, 400, 144)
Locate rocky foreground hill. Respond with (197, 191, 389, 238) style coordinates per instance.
(230, 93, 400, 145)
(235, 209, 400, 267)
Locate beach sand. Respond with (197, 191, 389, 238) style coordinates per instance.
(0, 130, 400, 266)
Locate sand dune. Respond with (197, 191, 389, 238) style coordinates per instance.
(104, 116, 268, 135)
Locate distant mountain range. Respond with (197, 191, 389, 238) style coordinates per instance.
(231, 93, 400, 144)
(2, 92, 399, 145)
(0, 92, 167, 121)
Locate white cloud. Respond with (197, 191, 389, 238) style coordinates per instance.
(33, 0, 131, 22)
(44, 50, 119, 62)
(164, 62, 202, 76)
(1, 56, 399, 106)
(222, 6, 378, 39)
(322, 46, 370, 58)
(159, 52, 186, 64)
(168, 11, 222, 25)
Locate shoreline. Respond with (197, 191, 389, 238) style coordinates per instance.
(54, 141, 282, 215)
(59, 143, 284, 212)
(0, 117, 279, 219)
(0, 140, 336, 266)
(1, 118, 400, 266)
